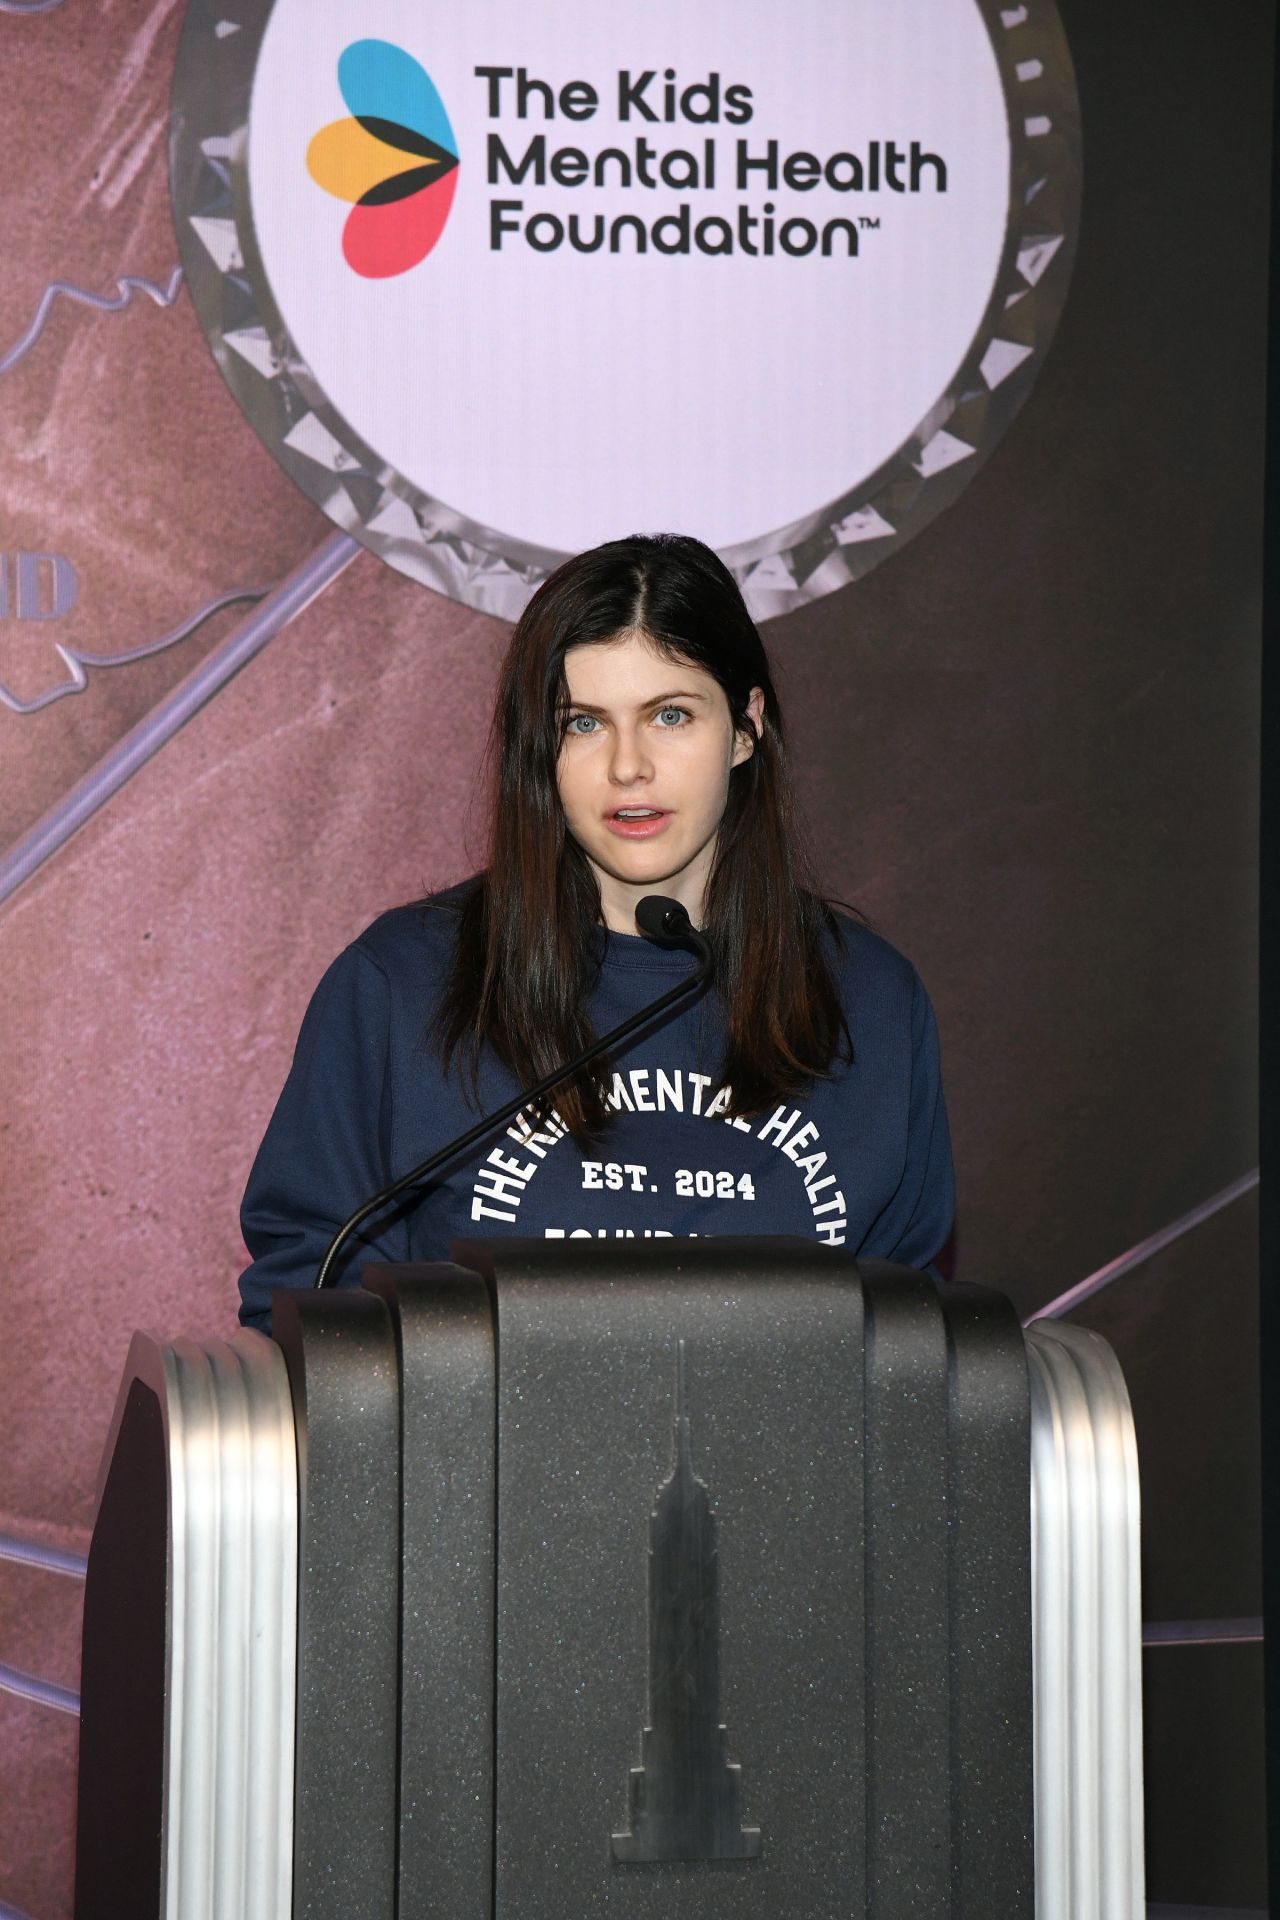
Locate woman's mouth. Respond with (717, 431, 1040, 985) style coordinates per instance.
(606, 807, 671, 839)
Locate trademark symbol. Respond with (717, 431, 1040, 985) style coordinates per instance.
(858, 216, 881, 231)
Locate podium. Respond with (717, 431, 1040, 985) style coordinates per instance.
(74, 1240, 1142, 1918)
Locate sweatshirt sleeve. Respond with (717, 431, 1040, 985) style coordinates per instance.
(236, 940, 408, 1331)
(866, 965, 956, 1276)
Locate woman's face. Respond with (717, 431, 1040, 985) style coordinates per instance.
(556, 630, 763, 934)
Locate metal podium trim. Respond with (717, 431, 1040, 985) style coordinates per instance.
(80, 1329, 297, 1920)
(1026, 1319, 1144, 1920)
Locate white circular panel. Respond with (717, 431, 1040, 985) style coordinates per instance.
(249, 0, 1010, 553)
(172, 0, 1081, 618)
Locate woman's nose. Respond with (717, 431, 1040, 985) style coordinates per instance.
(609, 725, 653, 786)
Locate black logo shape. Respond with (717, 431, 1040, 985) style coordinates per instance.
(611, 1339, 761, 1863)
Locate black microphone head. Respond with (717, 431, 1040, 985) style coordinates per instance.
(634, 893, 693, 940)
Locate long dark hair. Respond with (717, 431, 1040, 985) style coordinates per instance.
(433, 532, 851, 1139)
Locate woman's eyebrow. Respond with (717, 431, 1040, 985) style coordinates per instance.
(563, 688, 710, 715)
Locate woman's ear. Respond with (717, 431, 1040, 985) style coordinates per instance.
(731, 686, 766, 767)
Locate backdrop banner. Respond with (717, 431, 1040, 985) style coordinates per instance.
(0, 0, 1265, 1914)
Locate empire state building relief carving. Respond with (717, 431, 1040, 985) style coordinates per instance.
(611, 1340, 762, 1865)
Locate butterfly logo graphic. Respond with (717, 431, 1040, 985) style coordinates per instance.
(307, 40, 459, 279)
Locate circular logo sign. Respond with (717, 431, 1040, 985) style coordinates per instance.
(172, 0, 1080, 619)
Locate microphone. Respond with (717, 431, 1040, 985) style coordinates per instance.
(634, 892, 702, 943)
(633, 893, 712, 970)
(313, 895, 711, 1291)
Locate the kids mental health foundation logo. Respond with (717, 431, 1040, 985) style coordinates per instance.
(306, 40, 458, 278)
(174, 0, 1081, 618)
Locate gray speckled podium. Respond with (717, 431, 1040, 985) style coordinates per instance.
(78, 1239, 1141, 1919)
(451, 1241, 1032, 1920)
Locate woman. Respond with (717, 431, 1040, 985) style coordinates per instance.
(237, 533, 953, 1329)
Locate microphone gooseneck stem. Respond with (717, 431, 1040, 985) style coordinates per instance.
(314, 916, 710, 1291)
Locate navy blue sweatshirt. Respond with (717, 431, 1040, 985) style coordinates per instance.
(236, 889, 954, 1329)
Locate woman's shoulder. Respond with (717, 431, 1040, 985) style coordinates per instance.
(816, 897, 925, 1006)
(344, 874, 480, 985)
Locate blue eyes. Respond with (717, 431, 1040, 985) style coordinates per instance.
(564, 706, 689, 735)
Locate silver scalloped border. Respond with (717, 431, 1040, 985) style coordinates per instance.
(169, 2, 1081, 622)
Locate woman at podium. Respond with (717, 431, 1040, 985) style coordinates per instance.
(237, 532, 953, 1328)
